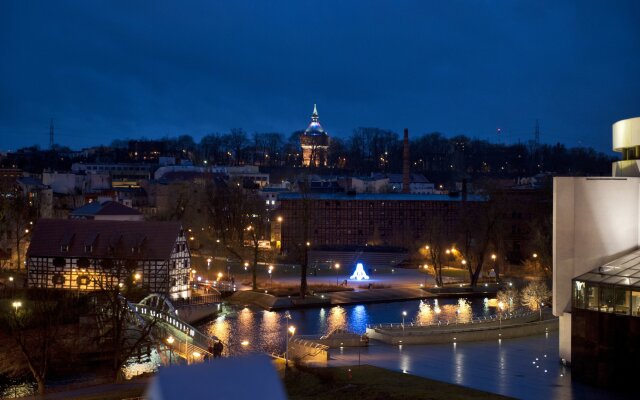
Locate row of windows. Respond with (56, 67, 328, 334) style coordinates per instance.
(573, 280, 640, 316)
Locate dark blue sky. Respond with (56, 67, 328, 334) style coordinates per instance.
(1, 0, 639, 153)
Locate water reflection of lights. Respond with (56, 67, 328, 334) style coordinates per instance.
(415, 300, 434, 325)
(327, 306, 347, 333)
(349, 305, 367, 333)
(456, 298, 472, 323)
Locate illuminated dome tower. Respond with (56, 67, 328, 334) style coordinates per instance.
(300, 104, 330, 167)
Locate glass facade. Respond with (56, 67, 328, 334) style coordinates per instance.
(573, 280, 638, 316)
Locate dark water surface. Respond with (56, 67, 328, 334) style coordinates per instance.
(201, 296, 496, 355)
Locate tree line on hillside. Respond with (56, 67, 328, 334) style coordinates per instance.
(3, 127, 616, 178)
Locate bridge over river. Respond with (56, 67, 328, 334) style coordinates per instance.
(129, 293, 223, 363)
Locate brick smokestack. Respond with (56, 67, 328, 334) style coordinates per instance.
(403, 128, 410, 194)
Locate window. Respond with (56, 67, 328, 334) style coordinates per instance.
(573, 281, 585, 309)
(614, 287, 630, 315)
(599, 286, 615, 313)
(84, 245, 93, 253)
(52, 274, 65, 285)
(77, 275, 90, 286)
(632, 291, 640, 316)
(586, 283, 599, 311)
(60, 245, 69, 252)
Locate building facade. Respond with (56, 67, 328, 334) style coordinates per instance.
(277, 192, 484, 254)
(27, 219, 191, 298)
(553, 116, 640, 389)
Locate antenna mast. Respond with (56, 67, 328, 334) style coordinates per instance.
(49, 118, 54, 149)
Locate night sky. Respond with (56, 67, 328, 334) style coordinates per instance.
(1, 0, 639, 153)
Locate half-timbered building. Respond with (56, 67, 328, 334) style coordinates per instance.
(26, 219, 191, 299)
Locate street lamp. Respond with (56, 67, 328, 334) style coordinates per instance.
(533, 253, 538, 259)
(207, 258, 212, 270)
(12, 301, 22, 313)
(166, 336, 175, 365)
(268, 265, 273, 287)
(402, 310, 407, 333)
(421, 265, 428, 287)
(335, 263, 340, 285)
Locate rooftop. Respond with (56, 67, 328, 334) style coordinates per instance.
(278, 192, 485, 202)
(27, 219, 183, 260)
(575, 248, 640, 288)
(71, 201, 142, 217)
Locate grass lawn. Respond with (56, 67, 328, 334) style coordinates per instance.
(283, 364, 512, 400)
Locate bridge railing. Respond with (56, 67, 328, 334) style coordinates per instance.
(366, 309, 537, 330)
(173, 293, 221, 307)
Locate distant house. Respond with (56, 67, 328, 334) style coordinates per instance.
(70, 200, 144, 221)
(26, 219, 191, 298)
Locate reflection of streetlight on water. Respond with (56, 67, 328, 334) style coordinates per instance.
(498, 301, 505, 330)
(284, 311, 294, 368)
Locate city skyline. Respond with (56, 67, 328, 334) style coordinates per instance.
(1, 1, 639, 153)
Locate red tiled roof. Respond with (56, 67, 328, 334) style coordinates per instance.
(27, 219, 183, 260)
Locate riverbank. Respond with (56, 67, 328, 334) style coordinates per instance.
(227, 286, 502, 311)
(367, 314, 558, 345)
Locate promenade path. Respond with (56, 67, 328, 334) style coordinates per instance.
(326, 331, 631, 400)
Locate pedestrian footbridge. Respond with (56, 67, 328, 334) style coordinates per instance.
(129, 293, 223, 362)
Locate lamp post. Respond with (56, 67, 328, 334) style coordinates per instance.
(166, 336, 175, 365)
(335, 263, 340, 285)
(402, 310, 407, 334)
(422, 265, 428, 287)
(12, 301, 22, 313)
(268, 265, 273, 288)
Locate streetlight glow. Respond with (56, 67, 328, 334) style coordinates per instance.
(167, 336, 175, 344)
(12, 301, 22, 312)
(288, 326, 296, 335)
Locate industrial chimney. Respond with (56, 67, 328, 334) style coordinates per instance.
(403, 128, 410, 194)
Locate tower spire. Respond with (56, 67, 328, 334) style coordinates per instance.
(312, 104, 319, 122)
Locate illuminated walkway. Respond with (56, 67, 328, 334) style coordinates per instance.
(327, 332, 630, 400)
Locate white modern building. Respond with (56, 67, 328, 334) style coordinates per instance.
(553, 116, 640, 388)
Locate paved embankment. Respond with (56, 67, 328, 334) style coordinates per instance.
(367, 316, 558, 345)
(227, 290, 331, 310)
(228, 287, 505, 310)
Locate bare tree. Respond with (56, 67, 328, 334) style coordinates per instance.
(521, 280, 551, 320)
(0, 289, 68, 395)
(457, 185, 507, 287)
(205, 180, 270, 290)
(90, 255, 161, 382)
(1, 187, 35, 270)
(423, 216, 451, 287)
(496, 286, 520, 312)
